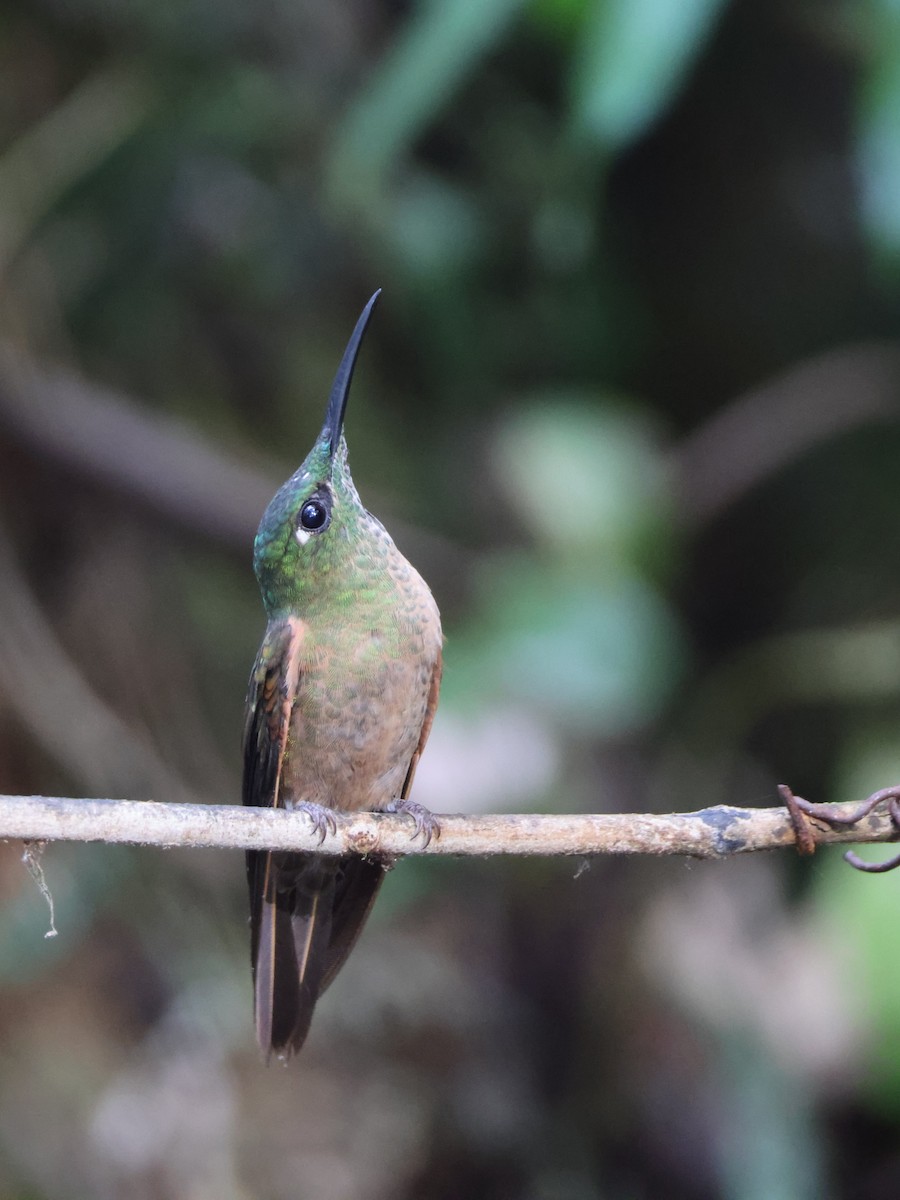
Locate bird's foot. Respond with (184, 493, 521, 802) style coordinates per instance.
(384, 798, 441, 847)
(780, 783, 900, 872)
(294, 801, 338, 846)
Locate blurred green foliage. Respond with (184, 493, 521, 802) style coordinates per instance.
(2, 1, 900, 1198)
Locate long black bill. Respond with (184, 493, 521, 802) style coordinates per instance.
(321, 289, 382, 462)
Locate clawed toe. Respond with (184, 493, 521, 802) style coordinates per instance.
(296, 802, 338, 845)
(384, 799, 440, 847)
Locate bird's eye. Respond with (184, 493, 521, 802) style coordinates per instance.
(299, 498, 330, 532)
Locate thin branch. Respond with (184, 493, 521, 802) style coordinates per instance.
(669, 341, 900, 527)
(0, 792, 896, 860)
(0, 342, 464, 579)
(0, 345, 271, 548)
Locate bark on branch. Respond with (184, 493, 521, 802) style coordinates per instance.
(0, 792, 896, 860)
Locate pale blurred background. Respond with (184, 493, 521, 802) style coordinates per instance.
(2, 1, 900, 1197)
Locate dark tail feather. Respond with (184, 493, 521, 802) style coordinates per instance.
(321, 856, 387, 993)
(250, 851, 334, 1060)
(248, 851, 387, 1059)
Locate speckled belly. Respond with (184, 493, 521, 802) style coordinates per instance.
(281, 624, 437, 813)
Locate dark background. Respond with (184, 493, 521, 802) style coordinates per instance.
(1, 1, 900, 1196)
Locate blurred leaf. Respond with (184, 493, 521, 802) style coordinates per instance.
(447, 554, 684, 735)
(492, 396, 673, 573)
(857, 13, 900, 262)
(817, 722, 900, 1117)
(817, 852, 900, 1118)
(446, 396, 685, 738)
(719, 1034, 825, 1200)
(327, 0, 528, 205)
(384, 169, 485, 278)
(568, 0, 728, 150)
(0, 65, 153, 273)
(529, 0, 591, 38)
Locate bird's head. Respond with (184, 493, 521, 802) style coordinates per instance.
(253, 291, 381, 614)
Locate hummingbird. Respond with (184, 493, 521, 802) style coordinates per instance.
(243, 290, 443, 1060)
